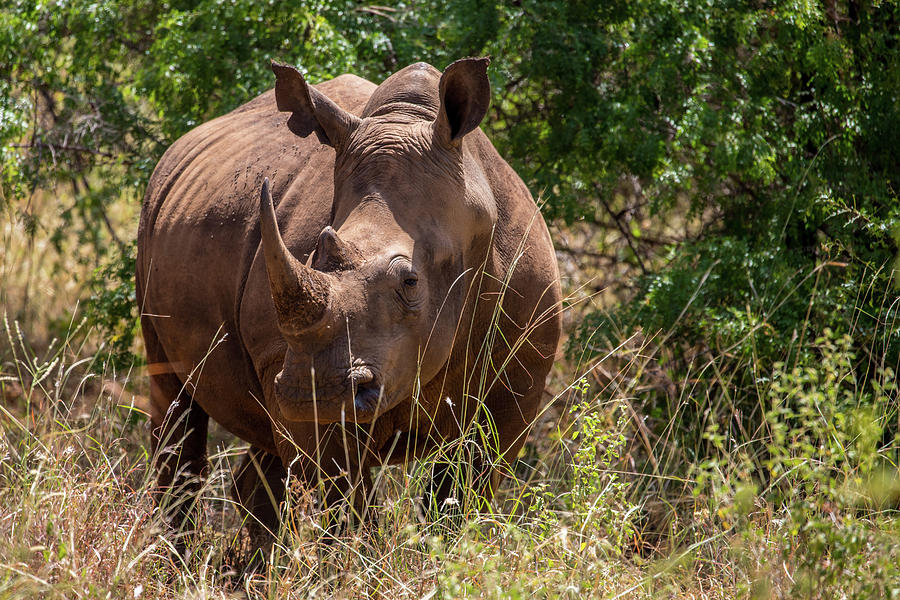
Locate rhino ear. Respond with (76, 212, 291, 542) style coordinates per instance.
(271, 61, 360, 150)
(434, 57, 491, 147)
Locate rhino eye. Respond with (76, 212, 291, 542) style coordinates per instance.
(404, 275, 418, 288)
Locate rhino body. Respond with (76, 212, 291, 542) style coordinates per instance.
(136, 59, 561, 536)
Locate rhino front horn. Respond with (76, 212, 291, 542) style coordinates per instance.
(259, 178, 332, 334)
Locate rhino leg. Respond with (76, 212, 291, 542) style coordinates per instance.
(424, 451, 491, 527)
(478, 360, 549, 501)
(425, 364, 546, 523)
(231, 446, 286, 563)
(274, 422, 373, 534)
(144, 321, 210, 551)
(150, 392, 210, 552)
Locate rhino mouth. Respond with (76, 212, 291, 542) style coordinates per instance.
(273, 363, 387, 423)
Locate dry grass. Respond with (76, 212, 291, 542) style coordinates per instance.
(1, 185, 139, 348)
(3, 183, 900, 599)
(0, 318, 744, 599)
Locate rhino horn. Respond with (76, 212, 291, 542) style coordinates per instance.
(259, 178, 331, 334)
(312, 226, 358, 271)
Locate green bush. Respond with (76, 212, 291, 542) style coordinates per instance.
(692, 329, 900, 597)
(569, 0, 900, 482)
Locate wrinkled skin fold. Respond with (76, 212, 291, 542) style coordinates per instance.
(136, 58, 562, 549)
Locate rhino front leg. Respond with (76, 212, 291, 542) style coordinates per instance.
(424, 371, 545, 525)
(143, 315, 210, 551)
(231, 446, 287, 567)
(424, 440, 493, 528)
(274, 422, 372, 534)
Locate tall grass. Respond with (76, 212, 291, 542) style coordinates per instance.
(4, 286, 900, 597)
(0, 308, 817, 599)
(0, 316, 652, 599)
(4, 190, 900, 598)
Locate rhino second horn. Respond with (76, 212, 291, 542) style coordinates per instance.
(259, 178, 331, 333)
(313, 226, 358, 271)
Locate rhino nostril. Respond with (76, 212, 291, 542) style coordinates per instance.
(353, 381, 382, 413)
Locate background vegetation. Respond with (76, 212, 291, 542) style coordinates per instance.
(2, 0, 899, 597)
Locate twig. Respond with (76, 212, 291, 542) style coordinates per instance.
(12, 142, 123, 161)
(596, 185, 649, 274)
(77, 175, 125, 252)
(356, 6, 397, 22)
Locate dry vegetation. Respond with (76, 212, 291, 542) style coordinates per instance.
(2, 184, 900, 600)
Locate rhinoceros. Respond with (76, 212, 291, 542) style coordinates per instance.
(136, 57, 561, 542)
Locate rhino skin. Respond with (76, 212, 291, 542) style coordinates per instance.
(136, 58, 561, 540)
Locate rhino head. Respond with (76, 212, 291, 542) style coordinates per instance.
(261, 59, 498, 425)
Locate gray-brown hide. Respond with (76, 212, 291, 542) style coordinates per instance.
(137, 58, 561, 531)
